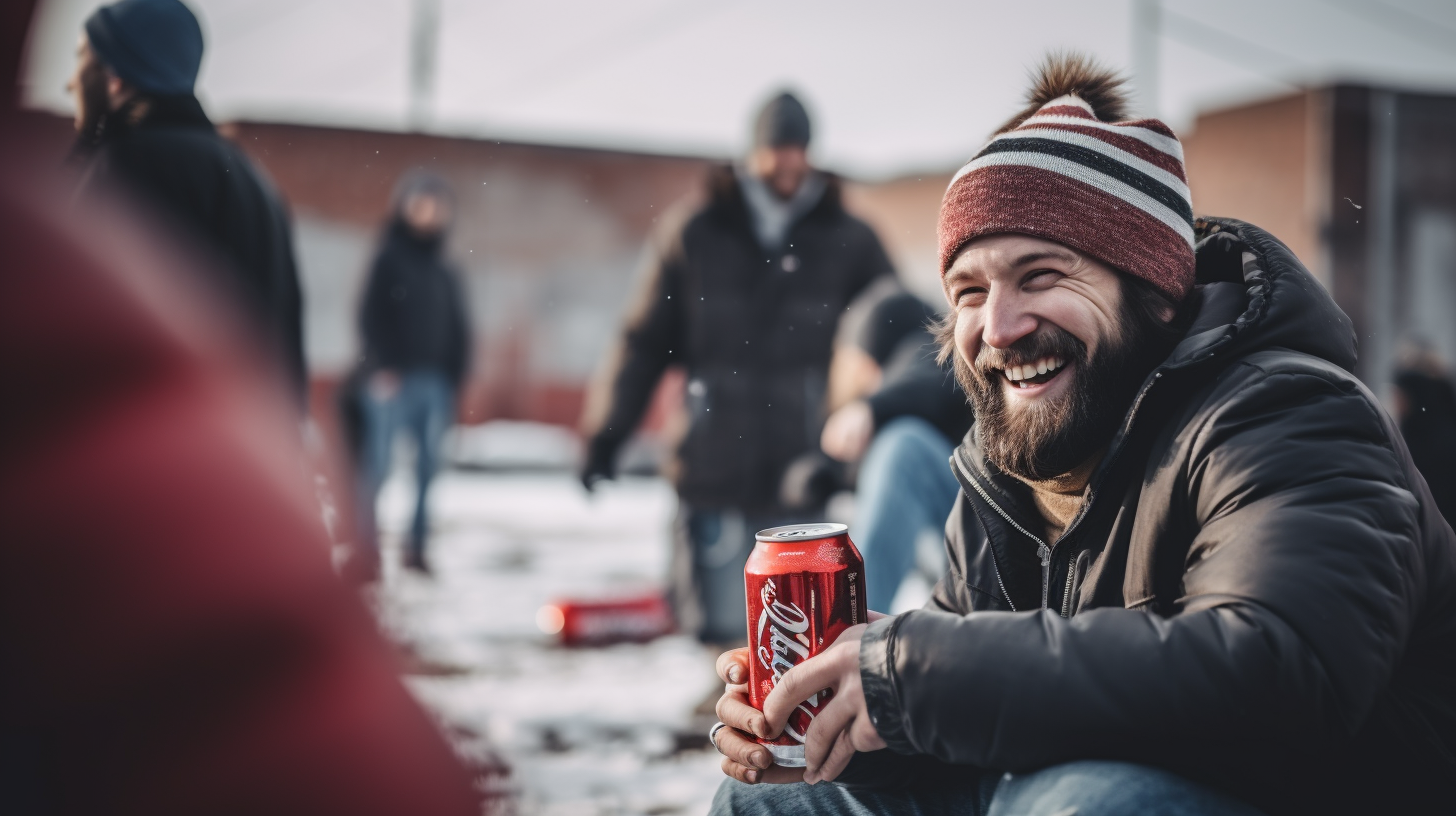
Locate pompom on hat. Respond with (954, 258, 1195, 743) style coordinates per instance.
(938, 54, 1196, 302)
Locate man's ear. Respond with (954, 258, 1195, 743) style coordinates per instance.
(104, 72, 132, 112)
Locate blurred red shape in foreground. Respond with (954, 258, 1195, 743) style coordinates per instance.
(0, 4, 481, 812)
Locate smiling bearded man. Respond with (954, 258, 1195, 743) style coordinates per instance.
(947, 250, 1181, 485)
(704, 54, 1456, 816)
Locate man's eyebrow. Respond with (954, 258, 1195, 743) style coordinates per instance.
(1011, 250, 1077, 267)
(944, 266, 981, 285)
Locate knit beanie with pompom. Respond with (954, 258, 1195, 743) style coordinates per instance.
(938, 53, 1195, 302)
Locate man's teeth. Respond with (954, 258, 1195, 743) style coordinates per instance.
(1004, 356, 1066, 383)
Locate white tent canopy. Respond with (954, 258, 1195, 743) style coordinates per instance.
(23, 0, 1456, 178)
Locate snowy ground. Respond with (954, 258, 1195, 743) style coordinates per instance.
(367, 469, 729, 816)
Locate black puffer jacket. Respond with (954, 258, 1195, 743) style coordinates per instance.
(83, 95, 307, 402)
(359, 221, 471, 388)
(857, 219, 1456, 815)
(583, 166, 891, 509)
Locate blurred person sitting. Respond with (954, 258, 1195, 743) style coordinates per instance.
(818, 291, 970, 612)
(1, 1, 478, 808)
(706, 55, 1456, 816)
(1391, 339, 1456, 524)
(353, 172, 472, 577)
(66, 0, 307, 403)
(579, 92, 892, 644)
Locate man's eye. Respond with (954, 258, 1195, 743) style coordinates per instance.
(957, 288, 987, 305)
(1024, 270, 1061, 289)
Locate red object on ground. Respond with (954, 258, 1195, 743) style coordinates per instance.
(538, 593, 674, 646)
(744, 523, 866, 768)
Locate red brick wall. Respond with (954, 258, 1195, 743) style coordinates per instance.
(1182, 91, 1325, 278)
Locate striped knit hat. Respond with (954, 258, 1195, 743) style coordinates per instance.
(938, 58, 1195, 302)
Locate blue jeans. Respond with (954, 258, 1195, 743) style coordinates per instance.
(711, 760, 1265, 816)
(358, 370, 454, 558)
(853, 417, 960, 612)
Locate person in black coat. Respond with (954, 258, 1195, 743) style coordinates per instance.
(353, 172, 471, 576)
(579, 92, 892, 642)
(68, 0, 307, 403)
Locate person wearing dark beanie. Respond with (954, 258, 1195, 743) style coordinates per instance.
(753, 92, 811, 149)
(67, 0, 307, 405)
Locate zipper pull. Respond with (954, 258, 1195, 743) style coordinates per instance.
(1037, 542, 1052, 610)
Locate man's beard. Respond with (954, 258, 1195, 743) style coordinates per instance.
(955, 312, 1172, 481)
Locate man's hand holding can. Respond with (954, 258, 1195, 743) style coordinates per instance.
(712, 648, 805, 785)
(711, 609, 888, 786)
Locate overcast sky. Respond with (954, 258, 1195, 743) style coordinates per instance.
(22, 0, 1456, 178)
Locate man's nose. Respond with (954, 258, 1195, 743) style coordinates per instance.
(981, 289, 1038, 350)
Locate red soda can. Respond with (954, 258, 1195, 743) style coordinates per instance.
(744, 522, 866, 767)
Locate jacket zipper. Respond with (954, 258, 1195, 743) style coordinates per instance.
(1061, 556, 1078, 617)
(955, 456, 1049, 612)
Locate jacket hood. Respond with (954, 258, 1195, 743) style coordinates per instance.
(384, 169, 455, 247)
(1165, 217, 1356, 374)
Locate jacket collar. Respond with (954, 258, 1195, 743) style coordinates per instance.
(1162, 218, 1356, 373)
(384, 218, 447, 258)
(735, 165, 828, 253)
(703, 163, 844, 244)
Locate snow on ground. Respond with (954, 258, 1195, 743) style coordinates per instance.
(368, 469, 727, 816)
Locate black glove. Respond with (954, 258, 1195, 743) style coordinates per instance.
(580, 435, 618, 493)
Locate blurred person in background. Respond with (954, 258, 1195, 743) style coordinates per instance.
(66, 0, 307, 403)
(708, 55, 1456, 815)
(817, 291, 970, 612)
(1392, 339, 1456, 524)
(351, 172, 472, 577)
(1, 1, 478, 811)
(580, 92, 894, 644)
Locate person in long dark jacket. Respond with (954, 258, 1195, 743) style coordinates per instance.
(580, 93, 892, 643)
(708, 56, 1456, 816)
(68, 0, 307, 402)
(355, 172, 471, 575)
